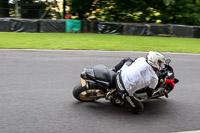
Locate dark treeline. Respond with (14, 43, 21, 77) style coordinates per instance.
(0, 0, 200, 25)
(69, 0, 200, 25)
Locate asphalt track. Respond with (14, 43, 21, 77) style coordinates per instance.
(0, 49, 200, 133)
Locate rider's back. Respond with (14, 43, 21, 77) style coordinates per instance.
(121, 57, 158, 96)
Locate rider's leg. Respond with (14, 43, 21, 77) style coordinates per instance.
(115, 72, 144, 113)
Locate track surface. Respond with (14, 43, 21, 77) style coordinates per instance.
(0, 49, 200, 133)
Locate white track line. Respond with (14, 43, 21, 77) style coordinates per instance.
(173, 130, 200, 133)
(0, 49, 199, 56)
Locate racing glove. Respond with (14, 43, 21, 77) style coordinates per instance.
(145, 87, 154, 97)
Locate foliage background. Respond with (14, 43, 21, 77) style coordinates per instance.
(69, 0, 200, 25)
(0, 0, 200, 25)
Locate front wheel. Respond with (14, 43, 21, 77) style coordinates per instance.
(73, 83, 106, 102)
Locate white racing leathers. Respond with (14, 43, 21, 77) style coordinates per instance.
(121, 57, 158, 96)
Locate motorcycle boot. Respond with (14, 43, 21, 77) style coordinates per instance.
(107, 90, 124, 105)
(113, 94, 124, 105)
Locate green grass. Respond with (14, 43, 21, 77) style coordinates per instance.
(0, 32, 200, 53)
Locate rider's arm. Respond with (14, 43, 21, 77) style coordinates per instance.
(145, 87, 154, 97)
(113, 58, 134, 72)
(147, 76, 159, 97)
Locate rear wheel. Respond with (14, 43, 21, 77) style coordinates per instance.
(73, 83, 106, 102)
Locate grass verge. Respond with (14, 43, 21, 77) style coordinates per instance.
(0, 32, 200, 53)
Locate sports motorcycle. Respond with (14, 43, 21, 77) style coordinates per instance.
(72, 59, 179, 111)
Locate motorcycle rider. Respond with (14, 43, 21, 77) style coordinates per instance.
(113, 51, 165, 113)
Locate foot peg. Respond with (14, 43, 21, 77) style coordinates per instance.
(106, 89, 116, 100)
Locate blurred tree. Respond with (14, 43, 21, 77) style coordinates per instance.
(1, 0, 199, 25)
(153, 0, 200, 25)
(69, 0, 200, 25)
(20, 0, 34, 3)
(0, 0, 9, 17)
(9, 0, 61, 19)
(68, 0, 94, 20)
(18, 0, 47, 19)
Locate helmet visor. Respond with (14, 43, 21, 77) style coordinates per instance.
(158, 60, 164, 69)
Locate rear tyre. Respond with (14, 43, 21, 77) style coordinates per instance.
(73, 83, 106, 102)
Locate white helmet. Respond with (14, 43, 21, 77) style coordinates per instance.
(147, 51, 165, 70)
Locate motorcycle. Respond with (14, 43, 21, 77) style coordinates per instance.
(72, 59, 179, 112)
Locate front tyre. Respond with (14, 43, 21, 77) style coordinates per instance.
(73, 83, 106, 102)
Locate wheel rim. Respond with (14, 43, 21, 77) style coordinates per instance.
(78, 89, 105, 101)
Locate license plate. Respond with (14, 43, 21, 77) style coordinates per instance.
(81, 78, 86, 87)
